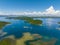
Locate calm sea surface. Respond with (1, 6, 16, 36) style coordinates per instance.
(0, 17, 60, 45)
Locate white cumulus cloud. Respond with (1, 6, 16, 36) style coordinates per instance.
(0, 6, 60, 17)
(44, 6, 60, 15)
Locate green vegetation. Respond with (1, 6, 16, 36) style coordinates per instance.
(6, 17, 33, 20)
(27, 20, 42, 25)
(7, 17, 43, 25)
(0, 38, 16, 45)
(0, 21, 10, 29)
(25, 38, 57, 45)
(0, 33, 57, 45)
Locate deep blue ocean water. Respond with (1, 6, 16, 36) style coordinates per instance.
(0, 17, 60, 45)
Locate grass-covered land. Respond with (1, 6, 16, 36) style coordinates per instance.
(0, 38, 16, 45)
(6, 16, 33, 20)
(0, 33, 57, 45)
(0, 21, 10, 29)
(7, 17, 43, 25)
(25, 38, 57, 45)
(26, 20, 42, 25)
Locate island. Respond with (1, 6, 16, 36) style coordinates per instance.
(25, 37, 57, 45)
(6, 17, 43, 25)
(0, 32, 57, 45)
(0, 38, 16, 45)
(26, 20, 42, 25)
(0, 21, 10, 29)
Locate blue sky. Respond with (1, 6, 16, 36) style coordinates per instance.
(0, 0, 60, 16)
(0, 0, 60, 11)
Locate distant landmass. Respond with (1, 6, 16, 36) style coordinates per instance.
(0, 15, 60, 18)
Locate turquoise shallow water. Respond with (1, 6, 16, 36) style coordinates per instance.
(0, 17, 60, 45)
